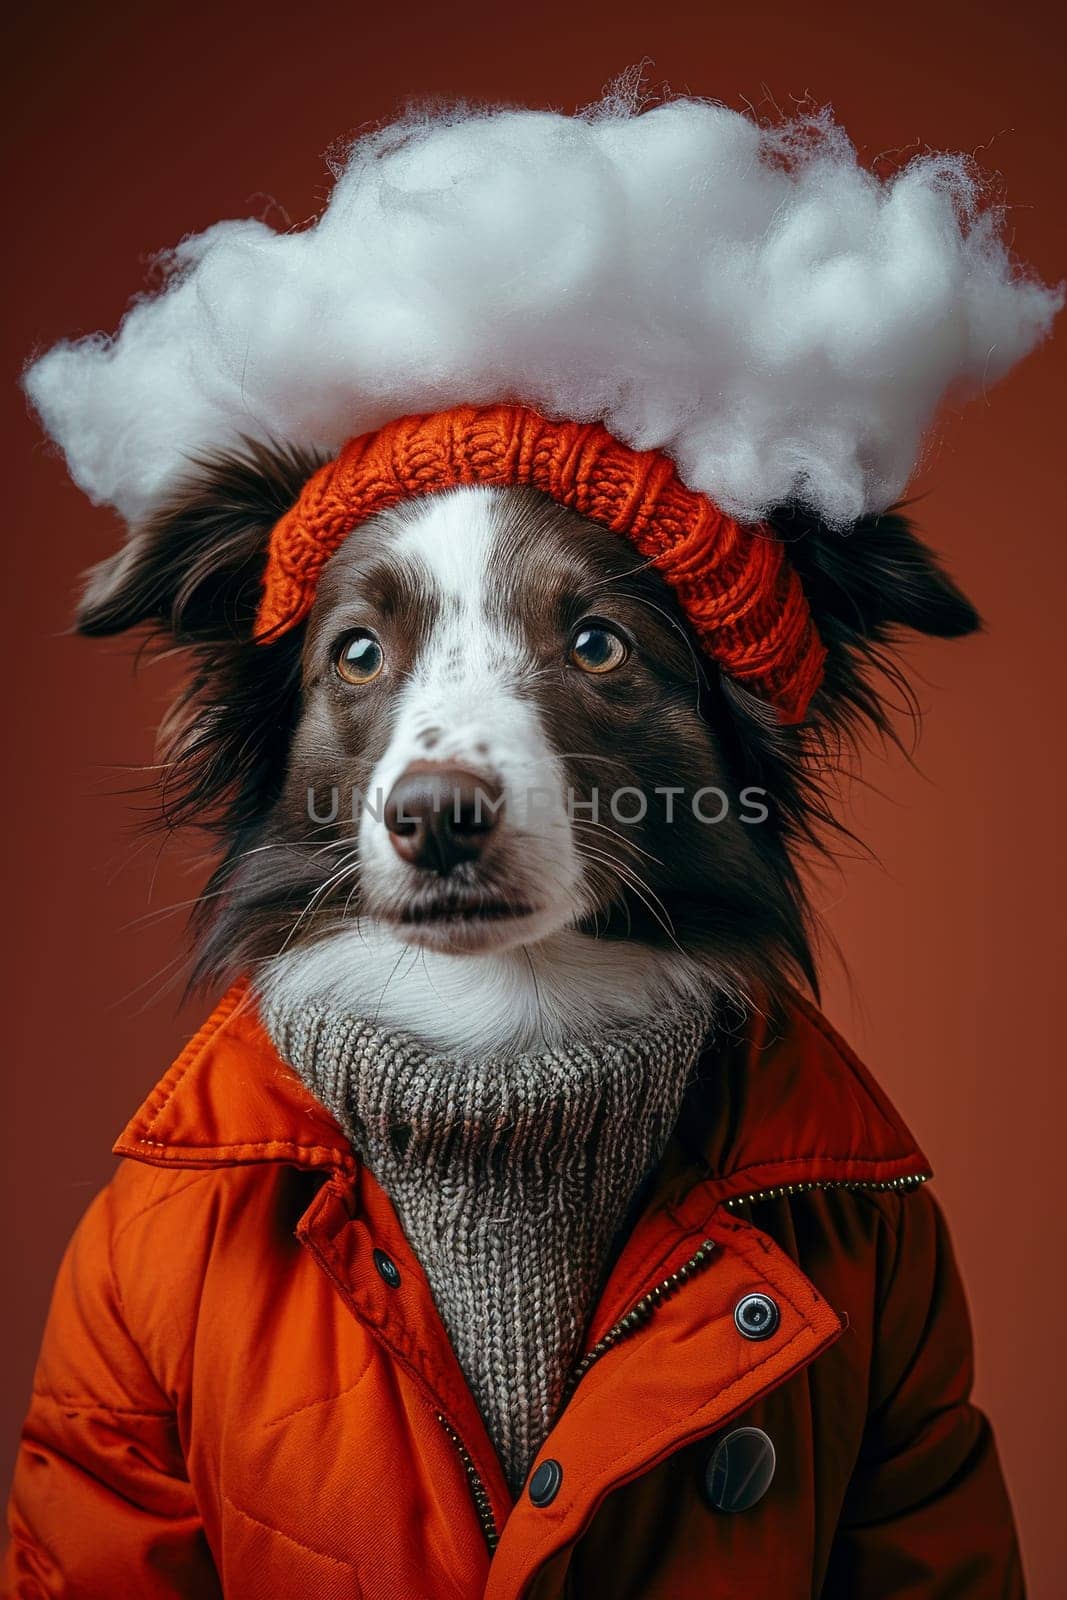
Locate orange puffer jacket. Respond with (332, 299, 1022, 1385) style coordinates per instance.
(4, 985, 1022, 1598)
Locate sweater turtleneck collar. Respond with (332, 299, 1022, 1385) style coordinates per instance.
(263, 996, 709, 1493)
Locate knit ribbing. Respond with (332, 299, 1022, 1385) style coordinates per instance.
(264, 1000, 707, 1492)
(254, 404, 826, 723)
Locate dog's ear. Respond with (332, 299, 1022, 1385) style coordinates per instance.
(773, 507, 981, 728)
(781, 507, 980, 643)
(76, 440, 322, 852)
(76, 438, 322, 644)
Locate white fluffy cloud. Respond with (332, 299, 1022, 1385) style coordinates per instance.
(24, 94, 1061, 530)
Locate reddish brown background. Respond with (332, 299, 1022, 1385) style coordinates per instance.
(2, 0, 1064, 1591)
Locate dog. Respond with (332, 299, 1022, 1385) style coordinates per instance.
(77, 439, 978, 1055)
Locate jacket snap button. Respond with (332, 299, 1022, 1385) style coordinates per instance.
(373, 1248, 401, 1289)
(703, 1427, 776, 1512)
(734, 1292, 779, 1340)
(528, 1458, 563, 1507)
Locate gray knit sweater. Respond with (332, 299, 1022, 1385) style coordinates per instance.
(264, 1000, 706, 1492)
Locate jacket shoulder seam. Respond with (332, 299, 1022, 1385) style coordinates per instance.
(109, 1167, 219, 1259)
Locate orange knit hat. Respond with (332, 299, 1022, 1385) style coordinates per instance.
(256, 404, 826, 724)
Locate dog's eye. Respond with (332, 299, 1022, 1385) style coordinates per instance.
(335, 629, 384, 685)
(569, 623, 629, 675)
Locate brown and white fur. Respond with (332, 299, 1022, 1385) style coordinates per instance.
(78, 442, 980, 1055)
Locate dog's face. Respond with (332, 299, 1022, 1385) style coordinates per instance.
(266, 486, 784, 973)
(78, 442, 979, 1049)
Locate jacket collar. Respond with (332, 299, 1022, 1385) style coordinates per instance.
(114, 981, 355, 1176)
(114, 979, 930, 1196)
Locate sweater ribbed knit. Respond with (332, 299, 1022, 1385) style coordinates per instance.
(255, 404, 826, 723)
(264, 999, 707, 1492)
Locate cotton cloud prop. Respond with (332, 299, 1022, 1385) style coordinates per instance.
(24, 96, 1061, 531)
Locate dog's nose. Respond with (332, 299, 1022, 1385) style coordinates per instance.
(384, 763, 503, 874)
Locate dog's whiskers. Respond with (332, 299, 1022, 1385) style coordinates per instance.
(571, 815, 666, 869)
(572, 840, 682, 952)
(275, 850, 363, 956)
(371, 940, 422, 1026)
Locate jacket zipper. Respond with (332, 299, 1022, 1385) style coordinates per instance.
(561, 1236, 719, 1407)
(563, 1173, 929, 1404)
(435, 1238, 719, 1552)
(721, 1171, 930, 1210)
(437, 1412, 501, 1553)
(436, 1172, 930, 1552)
